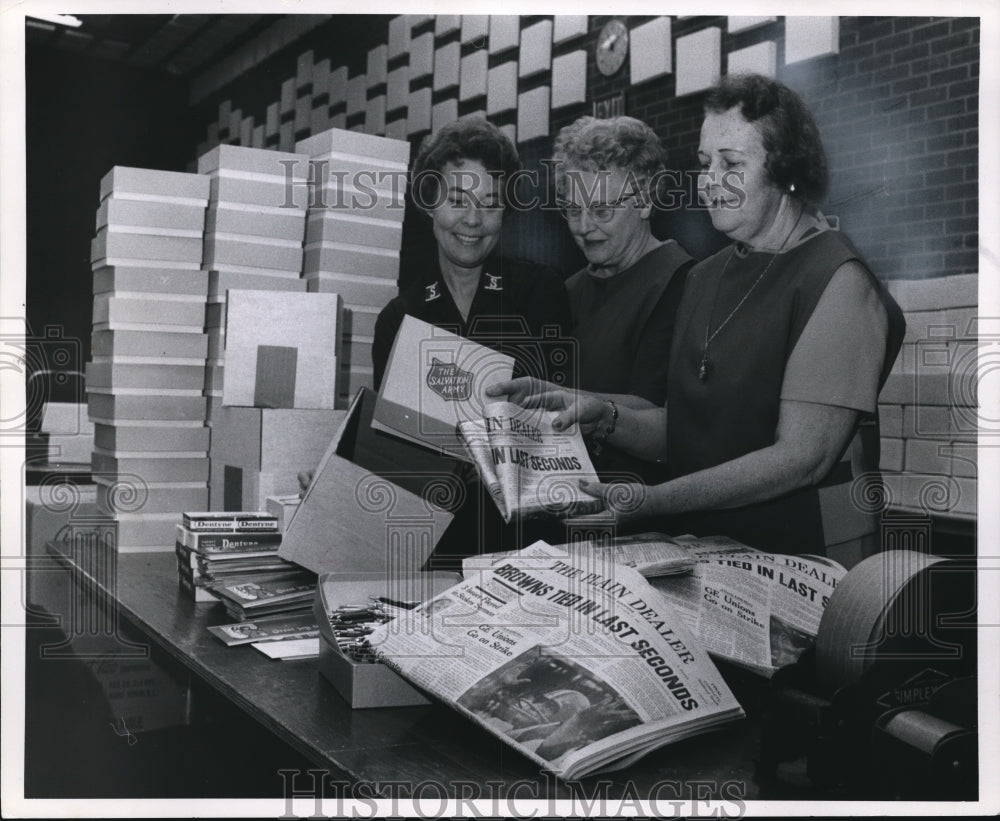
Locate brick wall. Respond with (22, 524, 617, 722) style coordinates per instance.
(194, 14, 979, 282)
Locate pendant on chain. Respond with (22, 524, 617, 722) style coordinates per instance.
(699, 357, 710, 382)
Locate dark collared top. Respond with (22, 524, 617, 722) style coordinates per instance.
(372, 253, 572, 390)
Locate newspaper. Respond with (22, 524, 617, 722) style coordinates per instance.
(462, 533, 696, 579)
(457, 400, 604, 522)
(649, 535, 848, 676)
(367, 542, 744, 780)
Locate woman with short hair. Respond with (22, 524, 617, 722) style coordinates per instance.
(492, 75, 905, 566)
(372, 115, 570, 389)
(371, 115, 571, 564)
(552, 115, 695, 482)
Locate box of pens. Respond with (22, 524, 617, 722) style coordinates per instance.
(313, 571, 460, 708)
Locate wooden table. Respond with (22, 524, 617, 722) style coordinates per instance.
(26, 531, 763, 804)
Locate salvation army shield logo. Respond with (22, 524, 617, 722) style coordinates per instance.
(426, 357, 472, 401)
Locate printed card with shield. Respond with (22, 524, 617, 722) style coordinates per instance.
(372, 315, 514, 459)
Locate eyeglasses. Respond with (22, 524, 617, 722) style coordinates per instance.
(556, 195, 637, 224)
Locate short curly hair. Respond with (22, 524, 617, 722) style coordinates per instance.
(552, 116, 667, 203)
(704, 73, 828, 203)
(410, 115, 521, 209)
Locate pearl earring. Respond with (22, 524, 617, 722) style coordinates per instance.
(789, 183, 796, 193)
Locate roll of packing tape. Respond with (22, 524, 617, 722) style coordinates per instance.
(880, 709, 963, 755)
(815, 550, 949, 695)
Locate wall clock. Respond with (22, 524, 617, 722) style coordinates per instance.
(596, 19, 629, 77)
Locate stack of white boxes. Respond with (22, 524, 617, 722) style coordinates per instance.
(197, 145, 311, 416)
(208, 286, 346, 511)
(31, 402, 94, 466)
(878, 273, 979, 520)
(295, 127, 410, 407)
(87, 166, 212, 551)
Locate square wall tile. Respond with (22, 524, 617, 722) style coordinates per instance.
(460, 50, 488, 101)
(727, 41, 776, 77)
(487, 61, 518, 114)
(387, 66, 410, 113)
(728, 16, 776, 33)
(388, 16, 410, 59)
(518, 86, 550, 142)
(630, 17, 672, 85)
(436, 15, 461, 36)
(280, 77, 295, 114)
(366, 95, 386, 135)
(432, 98, 459, 133)
(785, 17, 839, 64)
(519, 20, 553, 77)
(385, 118, 407, 141)
(330, 66, 348, 105)
(346, 75, 366, 116)
(311, 106, 329, 136)
(296, 50, 313, 88)
(461, 15, 489, 44)
(675, 27, 721, 96)
(435, 41, 461, 91)
(553, 15, 588, 43)
(367, 45, 387, 88)
(410, 32, 435, 80)
(313, 58, 331, 98)
(552, 50, 587, 109)
(489, 15, 519, 53)
(408, 88, 432, 136)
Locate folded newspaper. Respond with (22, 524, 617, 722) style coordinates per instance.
(366, 542, 744, 779)
(462, 533, 696, 579)
(457, 400, 604, 522)
(649, 535, 848, 676)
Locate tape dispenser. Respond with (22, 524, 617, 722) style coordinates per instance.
(757, 549, 977, 798)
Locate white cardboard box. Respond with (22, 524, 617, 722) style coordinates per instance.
(87, 392, 208, 422)
(205, 204, 306, 241)
(92, 294, 206, 329)
(197, 144, 310, 179)
(100, 165, 210, 202)
(97, 197, 207, 232)
(208, 405, 345, 510)
(314, 571, 460, 708)
(222, 290, 342, 409)
(279, 387, 458, 575)
(91, 330, 209, 360)
(93, 265, 208, 297)
(91, 228, 204, 266)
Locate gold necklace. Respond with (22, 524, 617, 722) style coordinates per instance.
(698, 214, 802, 382)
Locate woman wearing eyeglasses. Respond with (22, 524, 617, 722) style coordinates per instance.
(372, 115, 571, 389)
(491, 76, 904, 566)
(553, 116, 695, 481)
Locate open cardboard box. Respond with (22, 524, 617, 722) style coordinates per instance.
(279, 387, 468, 705)
(278, 387, 461, 575)
(314, 571, 459, 708)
